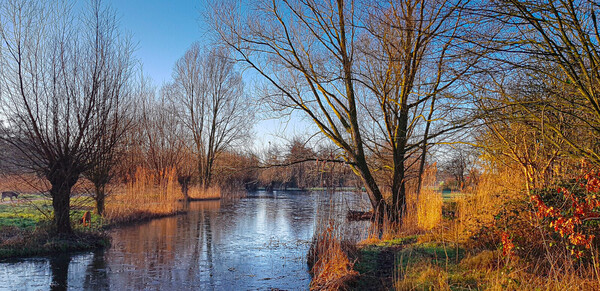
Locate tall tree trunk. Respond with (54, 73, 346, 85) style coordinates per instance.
(352, 156, 387, 224)
(51, 186, 72, 235)
(48, 167, 79, 235)
(391, 166, 407, 223)
(198, 156, 213, 190)
(178, 175, 191, 200)
(390, 107, 410, 223)
(94, 184, 105, 216)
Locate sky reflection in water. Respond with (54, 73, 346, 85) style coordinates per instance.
(0, 191, 370, 290)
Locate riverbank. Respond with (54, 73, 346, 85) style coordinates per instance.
(0, 225, 109, 260)
(0, 193, 221, 260)
(0, 201, 109, 260)
(308, 184, 600, 290)
(309, 230, 600, 290)
(1, 206, 199, 260)
(345, 234, 599, 290)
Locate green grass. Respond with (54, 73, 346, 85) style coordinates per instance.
(350, 236, 470, 290)
(442, 190, 464, 202)
(0, 200, 52, 229)
(0, 196, 106, 259)
(371, 235, 418, 247)
(0, 195, 98, 228)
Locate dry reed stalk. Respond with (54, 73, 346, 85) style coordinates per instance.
(400, 164, 442, 232)
(188, 185, 221, 199)
(455, 169, 522, 240)
(308, 220, 358, 290)
(416, 165, 442, 230)
(103, 167, 182, 224)
(360, 165, 441, 242)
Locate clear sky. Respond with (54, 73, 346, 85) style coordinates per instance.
(105, 0, 314, 151)
(107, 0, 207, 85)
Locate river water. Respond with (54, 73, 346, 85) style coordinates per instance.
(0, 191, 371, 290)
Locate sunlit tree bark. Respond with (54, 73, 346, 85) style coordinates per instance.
(358, 0, 481, 220)
(210, 0, 388, 219)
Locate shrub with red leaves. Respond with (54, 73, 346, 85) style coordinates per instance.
(531, 171, 600, 259)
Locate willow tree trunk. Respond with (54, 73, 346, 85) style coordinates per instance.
(352, 154, 388, 224)
(48, 169, 79, 235)
(94, 185, 106, 216)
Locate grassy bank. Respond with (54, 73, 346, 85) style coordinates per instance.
(348, 233, 600, 290)
(0, 201, 108, 259)
(308, 170, 600, 290)
(0, 224, 109, 260)
(310, 223, 600, 290)
(0, 168, 222, 259)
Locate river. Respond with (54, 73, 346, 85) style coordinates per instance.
(0, 190, 371, 290)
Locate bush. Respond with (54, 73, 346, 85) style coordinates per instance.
(530, 172, 600, 259)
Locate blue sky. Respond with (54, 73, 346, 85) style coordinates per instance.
(105, 0, 313, 150)
(107, 0, 207, 85)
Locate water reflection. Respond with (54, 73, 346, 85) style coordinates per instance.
(0, 191, 370, 290)
(49, 254, 70, 291)
(83, 250, 109, 290)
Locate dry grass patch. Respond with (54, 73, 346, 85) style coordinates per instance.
(308, 220, 358, 290)
(103, 167, 183, 225)
(188, 185, 221, 200)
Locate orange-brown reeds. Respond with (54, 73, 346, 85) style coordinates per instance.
(455, 167, 523, 242)
(187, 185, 221, 200)
(308, 220, 358, 290)
(103, 167, 183, 225)
(385, 164, 443, 235)
(361, 165, 442, 243)
(415, 164, 442, 231)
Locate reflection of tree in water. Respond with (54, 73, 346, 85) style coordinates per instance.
(183, 202, 216, 284)
(83, 249, 109, 290)
(184, 205, 214, 279)
(35, 193, 369, 290)
(103, 200, 221, 288)
(49, 253, 71, 291)
(187, 207, 203, 278)
(203, 210, 214, 285)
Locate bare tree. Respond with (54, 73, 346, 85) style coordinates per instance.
(258, 143, 293, 190)
(209, 0, 388, 218)
(168, 43, 254, 189)
(0, 0, 134, 234)
(442, 147, 476, 191)
(84, 73, 137, 215)
(140, 85, 189, 185)
(209, 0, 480, 222)
(357, 0, 481, 219)
(483, 0, 600, 164)
(285, 137, 316, 189)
